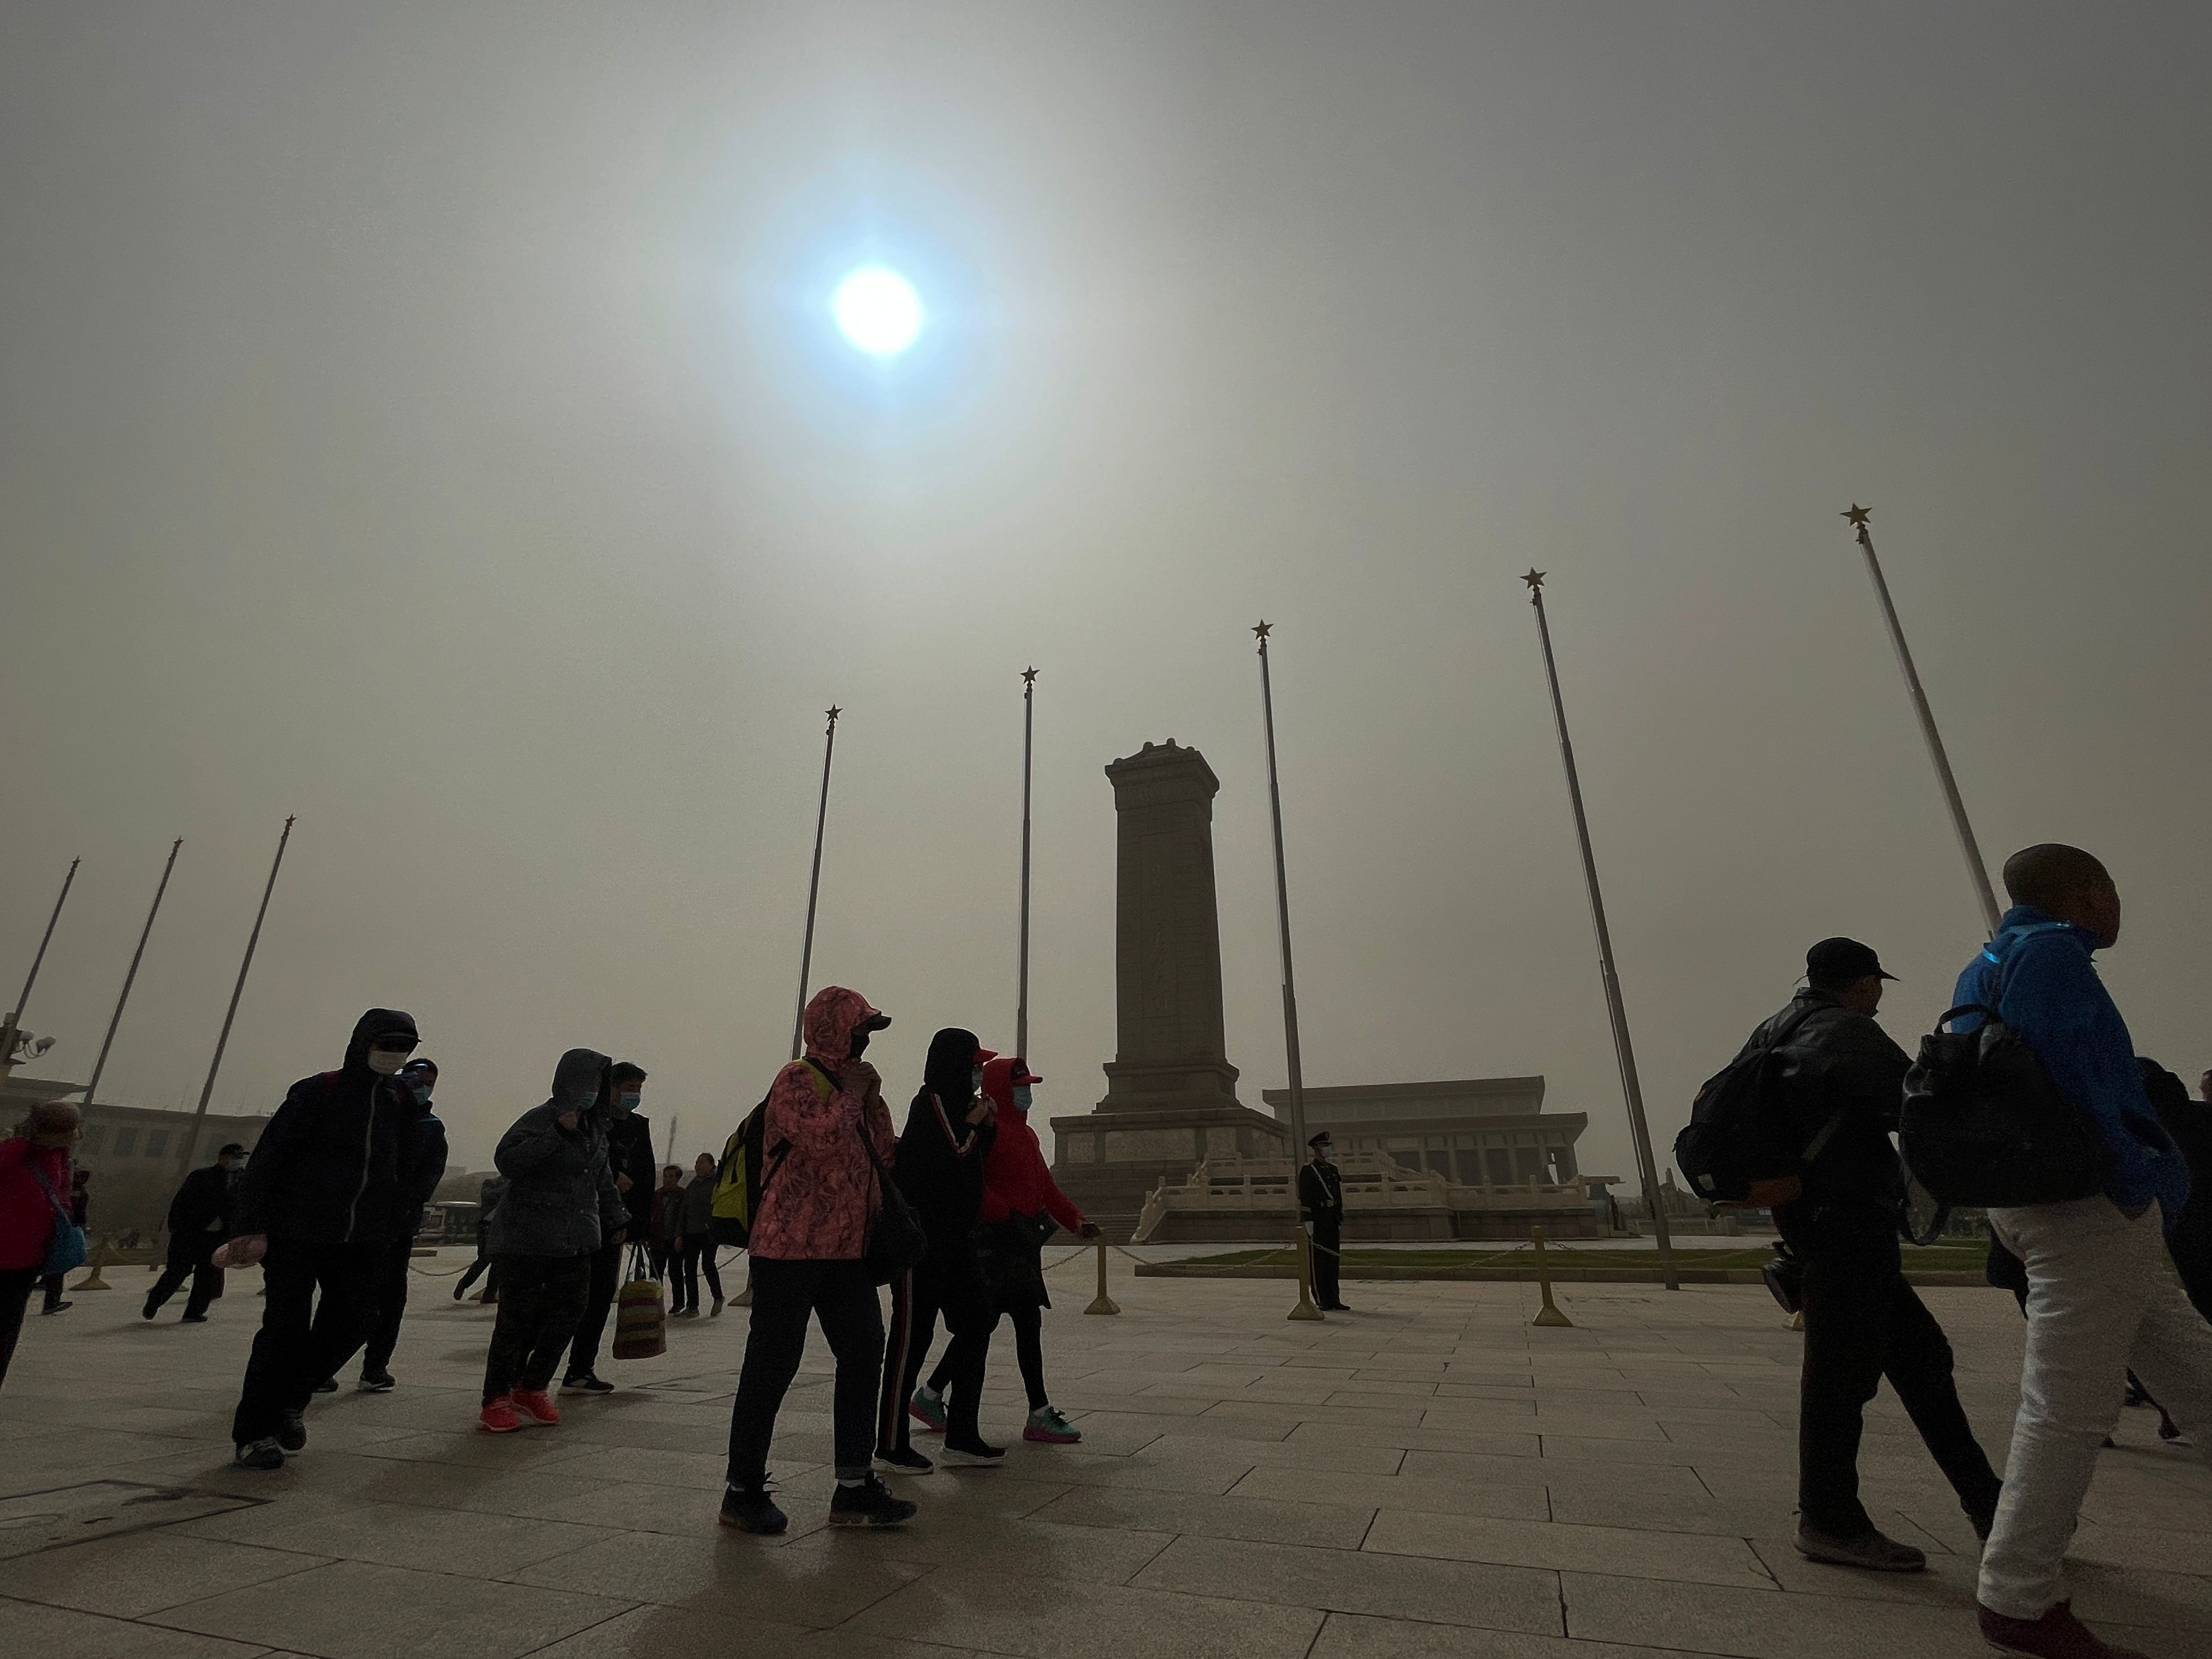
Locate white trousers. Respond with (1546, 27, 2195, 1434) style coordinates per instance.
(1979, 1196, 2212, 1618)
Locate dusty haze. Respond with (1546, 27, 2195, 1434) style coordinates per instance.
(4, 3, 2207, 1186)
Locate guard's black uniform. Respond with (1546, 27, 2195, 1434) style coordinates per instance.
(1296, 1159, 1344, 1310)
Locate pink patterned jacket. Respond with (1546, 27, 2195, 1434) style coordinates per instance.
(746, 986, 897, 1262)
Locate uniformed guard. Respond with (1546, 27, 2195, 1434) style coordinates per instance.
(1297, 1131, 1348, 1312)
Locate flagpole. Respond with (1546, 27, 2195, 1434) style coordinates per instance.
(788, 706, 841, 1063)
(1016, 667, 1037, 1061)
(1521, 573, 1678, 1290)
(0, 856, 79, 1089)
(1843, 506, 2002, 934)
(1254, 623, 1324, 1322)
(81, 838, 184, 1114)
(176, 817, 295, 1178)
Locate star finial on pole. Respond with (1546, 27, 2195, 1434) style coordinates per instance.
(1522, 568, 1546, 594)
(1021, 666, 1039, 686)
(825, 705, 841, 726)
(1253, 620, 1272, 644)
(1842, 504, 1871, 528)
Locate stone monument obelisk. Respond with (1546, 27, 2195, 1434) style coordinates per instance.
(1049, 740, 1290, 1234)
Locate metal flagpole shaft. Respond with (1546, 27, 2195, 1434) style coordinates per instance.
(1521, 574, 1679, 1290)
(177, 817, 294, 1177)
(82, 837, 184, 1113)
(789, 706, 841, 1063)
(1843, 507, 2002, 935)
(1254, 623, 1323, 1322)
(1, 856, 80, 1079)
(1017, 668, 1037, 1061)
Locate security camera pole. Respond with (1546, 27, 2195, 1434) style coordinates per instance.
(0, 856, 80, 1092)
(1842, 506, 2002, 934)
(81, 838, 184, 1114)
(1522, 572, 1678, 1290)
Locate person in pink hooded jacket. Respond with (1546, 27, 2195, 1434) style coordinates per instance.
(720, 985, 916, 1535)
(913, 1057, 1099, 1445)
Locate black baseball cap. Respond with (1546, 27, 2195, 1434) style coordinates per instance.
(1806, 937, 1897, 984)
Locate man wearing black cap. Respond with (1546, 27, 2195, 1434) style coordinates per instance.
(1733, 938, 2002, 1572)
(1298, 1131, 1348, 1312)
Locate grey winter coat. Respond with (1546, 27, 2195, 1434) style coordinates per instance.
(487, 1048, 627, 1259)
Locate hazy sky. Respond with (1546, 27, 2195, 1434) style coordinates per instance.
(5, 2, 2207, 1185)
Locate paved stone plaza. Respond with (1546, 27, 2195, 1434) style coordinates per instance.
(2, 1250, 2205, 1659)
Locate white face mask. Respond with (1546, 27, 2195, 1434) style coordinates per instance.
(971, 1068, 985, 1095)
(366, 1049, 409, 1075)
(1012, 1085, 1033, 1111)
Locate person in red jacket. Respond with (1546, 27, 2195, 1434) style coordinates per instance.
(1, 1101, 81, 1390)
(913, 1058, 1098, 1445)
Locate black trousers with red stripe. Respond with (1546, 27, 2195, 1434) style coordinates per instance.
(877, 1246, 993, 1454)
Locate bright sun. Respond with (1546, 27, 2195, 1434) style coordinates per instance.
(831, 266, 923, 356)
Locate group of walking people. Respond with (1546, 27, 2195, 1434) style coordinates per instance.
(3, 837, 2209, 1658)
(1717, 844, 2211, 1659)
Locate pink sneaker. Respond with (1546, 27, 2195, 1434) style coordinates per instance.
(511, 1389, 560, 1427)
(1023, 1406, 1081, 1444)
(478, 1395, 521, 1434)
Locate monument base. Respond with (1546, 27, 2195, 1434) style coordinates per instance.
(1049, 1104, 1290, 1241)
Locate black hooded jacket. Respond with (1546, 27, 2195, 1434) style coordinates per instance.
(488, 1048, 629, 1259)
(893, 1028, 996, 1246)
(231, 1009, 436, 1244)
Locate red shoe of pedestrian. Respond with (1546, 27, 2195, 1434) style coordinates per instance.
(512, 1389, 560, 1427)
(478, 1394, 522, 1434)
(1978, 1601, 2148, 1659)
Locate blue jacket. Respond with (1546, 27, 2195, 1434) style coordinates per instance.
(1952, 906, 2190, 1222)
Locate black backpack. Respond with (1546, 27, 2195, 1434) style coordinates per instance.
(1899, 930, 2109, 1209)
(1674, 1001, 1832, 1204)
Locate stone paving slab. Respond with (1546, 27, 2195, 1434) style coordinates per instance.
(1, 1248, 2205, 1657)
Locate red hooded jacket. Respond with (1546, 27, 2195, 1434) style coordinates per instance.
(976, 1057, 1085, 1232)
(747, 986, 897, 1262)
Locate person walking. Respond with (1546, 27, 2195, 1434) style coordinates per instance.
(651, 1165, 690, 1314)
(876, 1028, 1000, 1478)
(1724, 938, 2005, 1573)
(2141, 1057, 2212, 1322)
(478, 1048, 627, 1434)
(721, 985, 913, 1534)
(38, 1168, 90, 1315)
(917, 1057, 1099, 1446)
(222, 1009, 436, 1470)
(560, 1060, 654, 1394)
(1956, 847, 2212, 1659)
(1, 1101, 80, 1390)
(145, 1144, 245, 1323)
(1298, 1131, 1349, 1312)
(678, 1152, 723, 1318)
(452, 1173, 506, 1303)
(356, 1058, 449, 1391)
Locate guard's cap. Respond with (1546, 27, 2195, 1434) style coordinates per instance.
(1806, 937, 1897, 984)
(1308, 1130, 1333, 1148)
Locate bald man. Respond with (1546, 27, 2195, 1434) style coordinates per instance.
(1953, 844, 2212, 1659)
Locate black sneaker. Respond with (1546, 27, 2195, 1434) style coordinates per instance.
(180, 1312, 208, 1324)
(562, 1373, 615, 1395)
(142, 1296, 160, 1320)
(874, 1446, 934, 1477)
(358, 1371, 397, 1393)
(313, 1377, 339, 1394)
(275, 1410, 308, 1453)
(718, 1481, 788, 1535)
(233, 1438, 285, 1471)
(938, 1439, 1006, 1469)
(1795, 1524, 1925, 1572)
(829, 1475, 918, 1527)
(41, 1300, 71, 1315)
